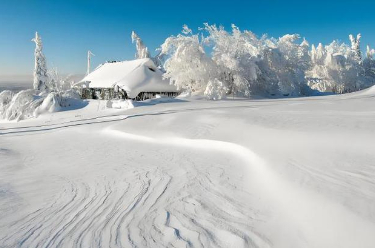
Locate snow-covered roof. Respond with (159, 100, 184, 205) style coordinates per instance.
(78, 58, 177, 98)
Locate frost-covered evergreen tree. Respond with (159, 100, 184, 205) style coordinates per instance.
(363, 45, 375, 80)
(349, 33, 362, 61)
(299, 38, 310, 69)
(131, 31, 150, 59)
(32, 32, 48, 91)
(366, 45, 375, 59)
(315, 43, 326, 64)
(307, 35, 371, 93)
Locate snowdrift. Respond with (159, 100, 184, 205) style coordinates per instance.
(353, 84, 375, 97)
(106, 99, 134, 109)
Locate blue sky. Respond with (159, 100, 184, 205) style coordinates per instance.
(1, 0, 375, 81)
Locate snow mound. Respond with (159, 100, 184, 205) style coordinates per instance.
(106, 99, 134, 109)
(58, 89, 84, 109)
(356, 85, 375, 96)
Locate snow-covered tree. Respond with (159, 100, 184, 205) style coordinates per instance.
(204, 79, 228, 100)
(366, 45, 375, 59)
(131, 31, 150, 59)
(32, 32, 48, 91)
(255, 34, 310, 96)
(363, 45, 375, 80)
(159, 23, 375, 98)
(204, 24, 260, 96)
(349, 33, 362, 61)
(47, 68, 73, 92)
(277, 34, 309, 95)
(307, 35, 371, 93)
(160, 25, 216, 93)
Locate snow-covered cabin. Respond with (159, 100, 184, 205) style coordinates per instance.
(76, 58, 179, 100)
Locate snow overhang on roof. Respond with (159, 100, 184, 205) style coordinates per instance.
(78, 58, 177, 98)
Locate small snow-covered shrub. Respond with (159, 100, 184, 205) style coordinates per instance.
(3, 89, 43, 121)
(0, 90, 14, 114)
(34, 92, 62, 117)
(59, 89, 81, 108)
(60, 89, 80, 99)
(0, 88, 85, 121)
(204, 79, 228, 100)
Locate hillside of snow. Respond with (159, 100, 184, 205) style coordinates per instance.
(1, 87, 375, 247)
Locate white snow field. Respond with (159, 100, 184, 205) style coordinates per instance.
(1, 87, 375, 248)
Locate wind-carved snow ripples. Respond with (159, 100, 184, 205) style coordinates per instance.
(0, 128, 268, 247)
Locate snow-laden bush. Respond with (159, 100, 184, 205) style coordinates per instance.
(0, 90, 14, 114)
(2, 90, 42, 121)
(34, 92, 62, 117)
(58, 89, 81, 108)
(204, 79, 228, 100)
(0, 88, 83, 121)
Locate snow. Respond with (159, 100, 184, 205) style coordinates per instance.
(0, 87, 375, 247)
(106, 99, 134, 109)
(79, 58, 177, 98)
